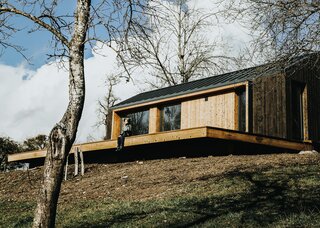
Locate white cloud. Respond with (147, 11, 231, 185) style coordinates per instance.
(0, 45, 138, 143)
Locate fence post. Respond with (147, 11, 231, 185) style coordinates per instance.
(64, 155, 69, 180)
(74, 147, 79, 176)
(79, 148, 84, 176)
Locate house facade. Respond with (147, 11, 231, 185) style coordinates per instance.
(8, 56, 319, 165)
(111, 57, 320, 143)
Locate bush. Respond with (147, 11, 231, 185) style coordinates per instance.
(0, 137, 22, 171)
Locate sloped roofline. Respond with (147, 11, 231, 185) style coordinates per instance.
(112, 62, 283, 109)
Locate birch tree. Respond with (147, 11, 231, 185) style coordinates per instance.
(0, 0, 150, 226)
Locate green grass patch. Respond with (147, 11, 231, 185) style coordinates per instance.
(2, 164, 320, 227)
(0, 200, 35, 228)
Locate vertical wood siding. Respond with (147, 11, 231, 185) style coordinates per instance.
(181, 92, 236, 130)
(149, 107, 161, 133)
(111, 111, 121, 140)
(286, 66, 320, 141)
(252, 73, 287, 138)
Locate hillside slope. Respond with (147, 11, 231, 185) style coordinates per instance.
(1, 153, 320, 227)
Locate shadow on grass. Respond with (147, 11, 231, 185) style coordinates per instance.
(176, 168, 320, 227)
(67, 165, 320, 227)
(3, 165, 320, 227)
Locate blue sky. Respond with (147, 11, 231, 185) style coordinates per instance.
(1, 28, 94, 69)
(1, 28, 51, 68)
(0, 1, 95, 69)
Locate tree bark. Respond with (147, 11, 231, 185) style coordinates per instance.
(32, 1, 90, 227)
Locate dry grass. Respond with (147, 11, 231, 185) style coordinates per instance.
(1, 153, 320, 227)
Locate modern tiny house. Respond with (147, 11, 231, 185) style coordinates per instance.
(111, 57, 320, 143)
(8, 56, 319, 165)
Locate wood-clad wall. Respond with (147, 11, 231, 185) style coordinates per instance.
(111, 111, 121, 140)
(149, 107, 161, 133)
(252, 73, 287, 138)
(181, 92, 236, 130)
(286, 66, 320, 141)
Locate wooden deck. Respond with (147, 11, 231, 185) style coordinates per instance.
(8, 126, 313, 162)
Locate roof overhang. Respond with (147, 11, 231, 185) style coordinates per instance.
(113, 81, 249, 112)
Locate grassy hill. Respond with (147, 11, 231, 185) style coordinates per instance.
(1, 153, 320, 227)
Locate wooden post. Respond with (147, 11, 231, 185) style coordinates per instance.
(302, 85, 308, 140)
(64, 155, 69, 181)
(245, 82, 250, 133)
(74, 147, 79, 176)
(149, 107, 161, 133)
(79, 148, 84, 176)
(111, 111, 121, 140)
(234, 92, 239, 130)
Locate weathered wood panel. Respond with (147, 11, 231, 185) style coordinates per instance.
(286, 65, 320, 141)
(252, 73, 287, 138)
(181, 92, 236, 130)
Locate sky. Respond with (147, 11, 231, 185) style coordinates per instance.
(0, 0, 253, 143)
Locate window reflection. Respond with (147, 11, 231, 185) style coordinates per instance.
(161, 104, 181, 131)
(123, 110, 149, 135)
(238, 89, 246, 132)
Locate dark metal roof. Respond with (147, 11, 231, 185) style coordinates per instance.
(113, 63, 281, 109)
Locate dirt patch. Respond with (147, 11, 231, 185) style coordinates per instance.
(1, 153, 319, 204)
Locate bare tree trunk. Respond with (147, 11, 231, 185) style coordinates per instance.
(177, 4, 186, 83)
(32, 1, 90, 227)
(32, 125, 74, 227)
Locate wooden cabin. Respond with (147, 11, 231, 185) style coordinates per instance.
(111, 57, 320, 143)
(8, 56, 319, 166)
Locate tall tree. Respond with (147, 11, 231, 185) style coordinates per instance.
(119, 0, 241, 88)
(0, 0, 149, 226)
(229, 0, 320, 65)
(97, 74, 120, 140)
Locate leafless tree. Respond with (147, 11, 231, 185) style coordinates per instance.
(97, 74, 120, 140)
(118, 0, 242, 88)
(228, 0, 320, 66)
(0, 0, 151, 227)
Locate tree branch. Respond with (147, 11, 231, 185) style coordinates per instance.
(0, 6, 69, 47)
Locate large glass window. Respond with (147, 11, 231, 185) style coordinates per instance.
(123, 110, 149, 135)
(161, 104, 181, 131)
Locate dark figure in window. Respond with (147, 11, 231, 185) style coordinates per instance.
(116, 118, 132, 151)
